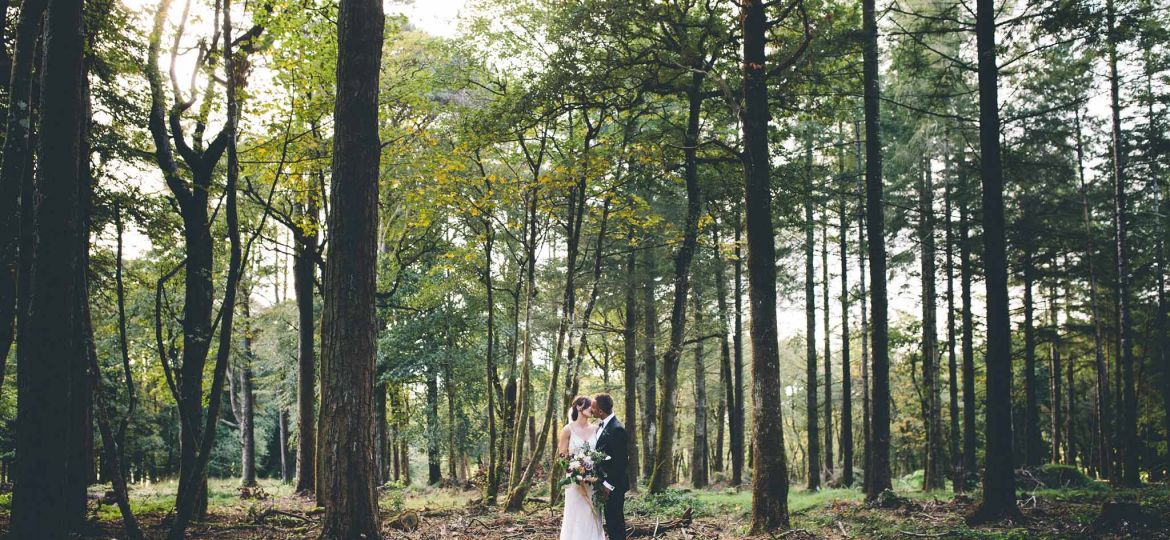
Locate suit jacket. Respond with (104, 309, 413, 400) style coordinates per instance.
(594, 416, 629, 492)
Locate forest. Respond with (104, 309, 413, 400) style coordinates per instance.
(0, 0, 1168, 537)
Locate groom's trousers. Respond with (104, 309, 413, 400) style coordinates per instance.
(604, 489, 626, 540)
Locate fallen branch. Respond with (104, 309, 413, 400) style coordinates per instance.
(628, 508, 694, 537)
(898, 530, 951, 538)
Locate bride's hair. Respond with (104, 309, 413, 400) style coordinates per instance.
(570, 395, 592, 421)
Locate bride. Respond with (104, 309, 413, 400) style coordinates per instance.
(558, 396, 606, 540)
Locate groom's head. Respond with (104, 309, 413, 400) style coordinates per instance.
(592, 393, 614, 418)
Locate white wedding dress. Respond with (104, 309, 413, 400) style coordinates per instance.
(559, 428, 606, 540)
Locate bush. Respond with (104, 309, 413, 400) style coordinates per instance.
(1016, 464, 1092, 490)
(626, 488, 707, 518)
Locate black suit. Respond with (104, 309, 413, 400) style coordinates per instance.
(594, 416, 628, 540)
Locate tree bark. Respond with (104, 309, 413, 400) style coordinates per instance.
(0, 0, 46, 386)
(838, 146, 854, 488)
(642, 242, 659, 480)
(862, 0, 893, 498)
(293, 205, 318, 494)
(691, 284, 709, 489)
(1049, 283, 1063, 464)
(624, 236, 640, 490)
(12, 4, 87, 532)
(804, 126, 822, 491)
(1105, 0, 1139, 488)
(944, 150, 961, 491)
(854, 120, 872, 492)
(240, 302, 257, 487)
(732, 209, 746, 488)
(714, 224, 736, 482)
(741, 0, 791, 530)
(649, 76, 704, 493)
(1073, 109, 1111, 479)
(1022, 233, 1042, 467)
(316, 0, 384, 533)
(968, 0, 1021, 520)
(920, 159, 945, 491)
(822, 220, 834, 477)
(958, 156, 977, 490)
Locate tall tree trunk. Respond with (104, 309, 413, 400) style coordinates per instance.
(854, 120, 872, 492)
(483, 218, 500, 502)
(641, 241, 659, 480)
(714, 225, 735, 481)
(0, 0, 46, 385)
(969, 0, 1021, 520)
(375, 382, 388, 484)
(920, 158, 946, 491)
(822, 220, 834, 476)
(804, 126, 822, 491)
(1106, 0, 1139, 488)
(959, 163, 977, 490)
(293, 213, 318, 494)
(691, 285, 709, 488)
(317, 0, 383, 533)
(1022, 234, 1042, 467)
(649, 76, 704, 493)
(838, 146, 854, 487)
(623, 236, 640, 491)
(12, 6, 87, 530)
(240, 302, 257, 487)
(732, 209, 746, 488)
(1049, 283, 1064, 464)
(944, 151, 961, 491)
(862, 0, 893, 499)
(505, 187, 538, 499)
(741, 1, 790, 529)
(426, 373, 442, 484)
(279, 409, 291, 483)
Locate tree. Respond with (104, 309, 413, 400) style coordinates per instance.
(316, 0, 384, 534)
(804, 125, 822, 492)
(738, 0, 808, 530)
(862, 0, 893, 500)
(967, 0, 1021, 520)
(11, 0, 88, 534)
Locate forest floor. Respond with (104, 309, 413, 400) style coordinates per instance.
(0, 474, 1167, 539)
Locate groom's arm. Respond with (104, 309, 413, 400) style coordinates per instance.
(602, 426, 627, 492)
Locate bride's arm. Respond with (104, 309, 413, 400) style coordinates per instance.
(557, 426, 571, 458)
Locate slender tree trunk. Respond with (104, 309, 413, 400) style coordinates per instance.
(279, 409, 291, 482)
(944, 146, 961, 491)
(293, 220, 318, 494)
(692, 285, 709, 488)
(959, 182, 977, 489)
(804, 126, 822, 492)
(240, 303, 257, 487)
(854, 120, 872, 492)
(822, 220, 834, 476)
(838, 146, 854, 487)
(862, 0, 893, 499)
(714, 225, 735, 481)
(375, 383, 388, 484)
(426, 373, 442, 484)
(1022, 235, 1042, 467)
(483, 220, 500, 502)
(1105, 0, 1139, 488)
(624, 236, 640, 491)
(505, 187, 538, 500)
(732, 209, 746, 488)
(641, 242, 659, 480)
(969, 0, 1021, 520)
(741, 1, 790, 528)
(920, 158, 945, 491)
(316, 0, 384, 532)
(1049, 282, 1063, 464)
(649, 78, 705, 493)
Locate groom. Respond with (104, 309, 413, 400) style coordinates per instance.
(590, 393, 628, 540)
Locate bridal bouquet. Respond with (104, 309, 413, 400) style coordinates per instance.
(557, 443, 611, 517)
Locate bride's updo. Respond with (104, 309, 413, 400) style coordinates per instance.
(570, 395, 592, 421)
